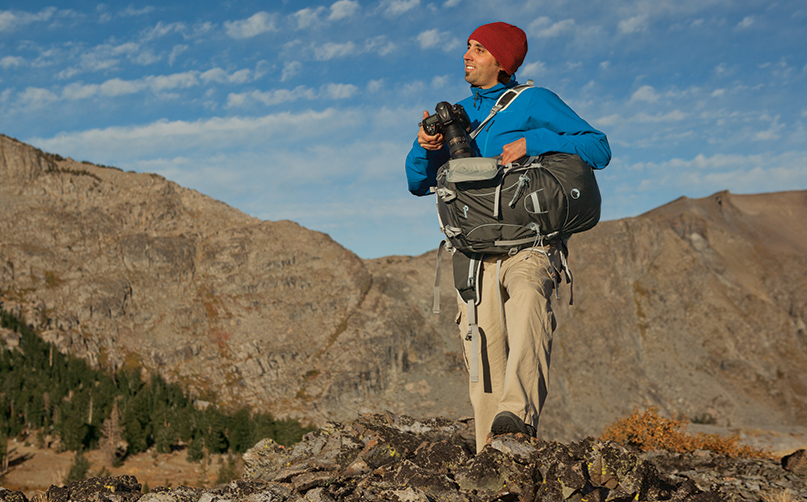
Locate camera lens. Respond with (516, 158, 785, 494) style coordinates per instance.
(434, 102, 473, 159)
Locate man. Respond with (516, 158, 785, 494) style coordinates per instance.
(404, 22, 611, 453)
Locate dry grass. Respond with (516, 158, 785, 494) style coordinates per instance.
(600, 406, 771, 458)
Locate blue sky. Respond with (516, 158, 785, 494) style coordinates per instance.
(2, 1, 805, 259)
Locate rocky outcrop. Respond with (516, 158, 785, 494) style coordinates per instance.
(2, 414, 805, 501)
(782, 449, 807, 475)
(2, 133, 807, 442)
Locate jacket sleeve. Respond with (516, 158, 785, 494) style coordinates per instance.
(522, 88, 611, 170)
(405, 139, 450, 196)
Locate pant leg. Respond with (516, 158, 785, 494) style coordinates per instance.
(497, 249, 557, 430)
(457, 255, 509, 453)
(457, 248, 557, 453)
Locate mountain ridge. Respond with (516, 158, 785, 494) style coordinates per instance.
(1, 133, 805, 442)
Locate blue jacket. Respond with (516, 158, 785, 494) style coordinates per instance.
(405, 80, 611, 196)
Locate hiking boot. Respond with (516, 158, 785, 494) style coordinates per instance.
(490, 411, 536, 437)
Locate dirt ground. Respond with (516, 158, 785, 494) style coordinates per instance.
(0, 439, 241, 499)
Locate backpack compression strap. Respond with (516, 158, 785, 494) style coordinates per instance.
(434, 249, 485, 383)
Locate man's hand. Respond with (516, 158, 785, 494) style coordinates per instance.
(501, 137, 527, 165)
(417, 110, 445, 150)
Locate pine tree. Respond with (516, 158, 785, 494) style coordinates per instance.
(55, 389, 92, 451)
(203, 407, 229, 454)
(228, 408, 255, 453)
(64, 449, 90, 484)
(216, 454, 240, 484)
(186, 433, 204, 463)
(122, 390, 152, 454)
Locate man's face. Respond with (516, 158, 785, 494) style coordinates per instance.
(464, 40, 502, 89)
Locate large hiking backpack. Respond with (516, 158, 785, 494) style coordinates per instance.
(435, 152, 601, 255)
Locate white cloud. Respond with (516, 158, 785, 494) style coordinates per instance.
(737, 16, 754, 29)
(293, 1, 359, 27)
(293, 7, 326, 29)
(62, 82, 100, 100)
(0, 7, 64, 32)
(282, 61, 303, 82)
(364, 36, 396, 56)
(618, 13, 649, 34)
(227, 86, 317, 107)
(329, 0, 360, 21)
(630, 85, 660, 103)
(323, 83, 359, 99)
(19, 87, 59, 108)
(0, 11, 16, 32)
(120, 5, 155, 18)
(148, 72, 199, 92)
(48, 68, 255, 103)
(30, 110, 345, 155)
(225, 12, 278, 39)
(313, 41, 358, 60)
(416, 29, 441, 49)
(519, 61, 546, 79)
(133, 49, 161, 66)
(1, 55, 24, 68)
(367, 79, 385, 93)
(229, 69, 252, 85)
(200, 68, 253, 85)
(99, 5, 154, 22)
(140, 21, 188, 42)
(594, 114, 623, 127)
(529, 17, 576, 38)
(382, 0, 419, 17)
(225, 83, 358, 108)
(54, 41, 145, 78)
(431, 75, 450, 88)
(98, 78, 145, 97)
(58, 72, 202, 100)
(169, 45, 188, 66)
(415, 29, 459, 52)
(634, 110, 688, 123)
(752, 116, 783, 142)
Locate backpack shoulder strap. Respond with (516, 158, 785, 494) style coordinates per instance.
(470, 80, 534, 140)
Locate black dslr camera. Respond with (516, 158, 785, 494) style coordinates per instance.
(420, 102, 473, 159)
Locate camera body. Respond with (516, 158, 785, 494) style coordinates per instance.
(421, 102, 474, 159)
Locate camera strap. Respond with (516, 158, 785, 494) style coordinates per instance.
(470, 80, 534, 140)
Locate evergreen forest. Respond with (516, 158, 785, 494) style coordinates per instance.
(0, 307, 312, 470)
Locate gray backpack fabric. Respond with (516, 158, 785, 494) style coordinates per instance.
(435, 152, 601, 256)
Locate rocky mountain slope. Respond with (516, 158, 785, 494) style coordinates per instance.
(1, 133, 806, 442)
(2, 413, 806, 501)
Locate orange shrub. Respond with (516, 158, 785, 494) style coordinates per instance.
(600, 407, 770, 458)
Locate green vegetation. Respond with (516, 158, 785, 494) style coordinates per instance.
(0, 308, 313, 470)
(64, 450, 90, 484)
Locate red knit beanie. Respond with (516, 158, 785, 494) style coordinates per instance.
(467, 22, 528, 76)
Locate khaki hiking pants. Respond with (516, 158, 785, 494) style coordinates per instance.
(456, 247, 558, 453)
